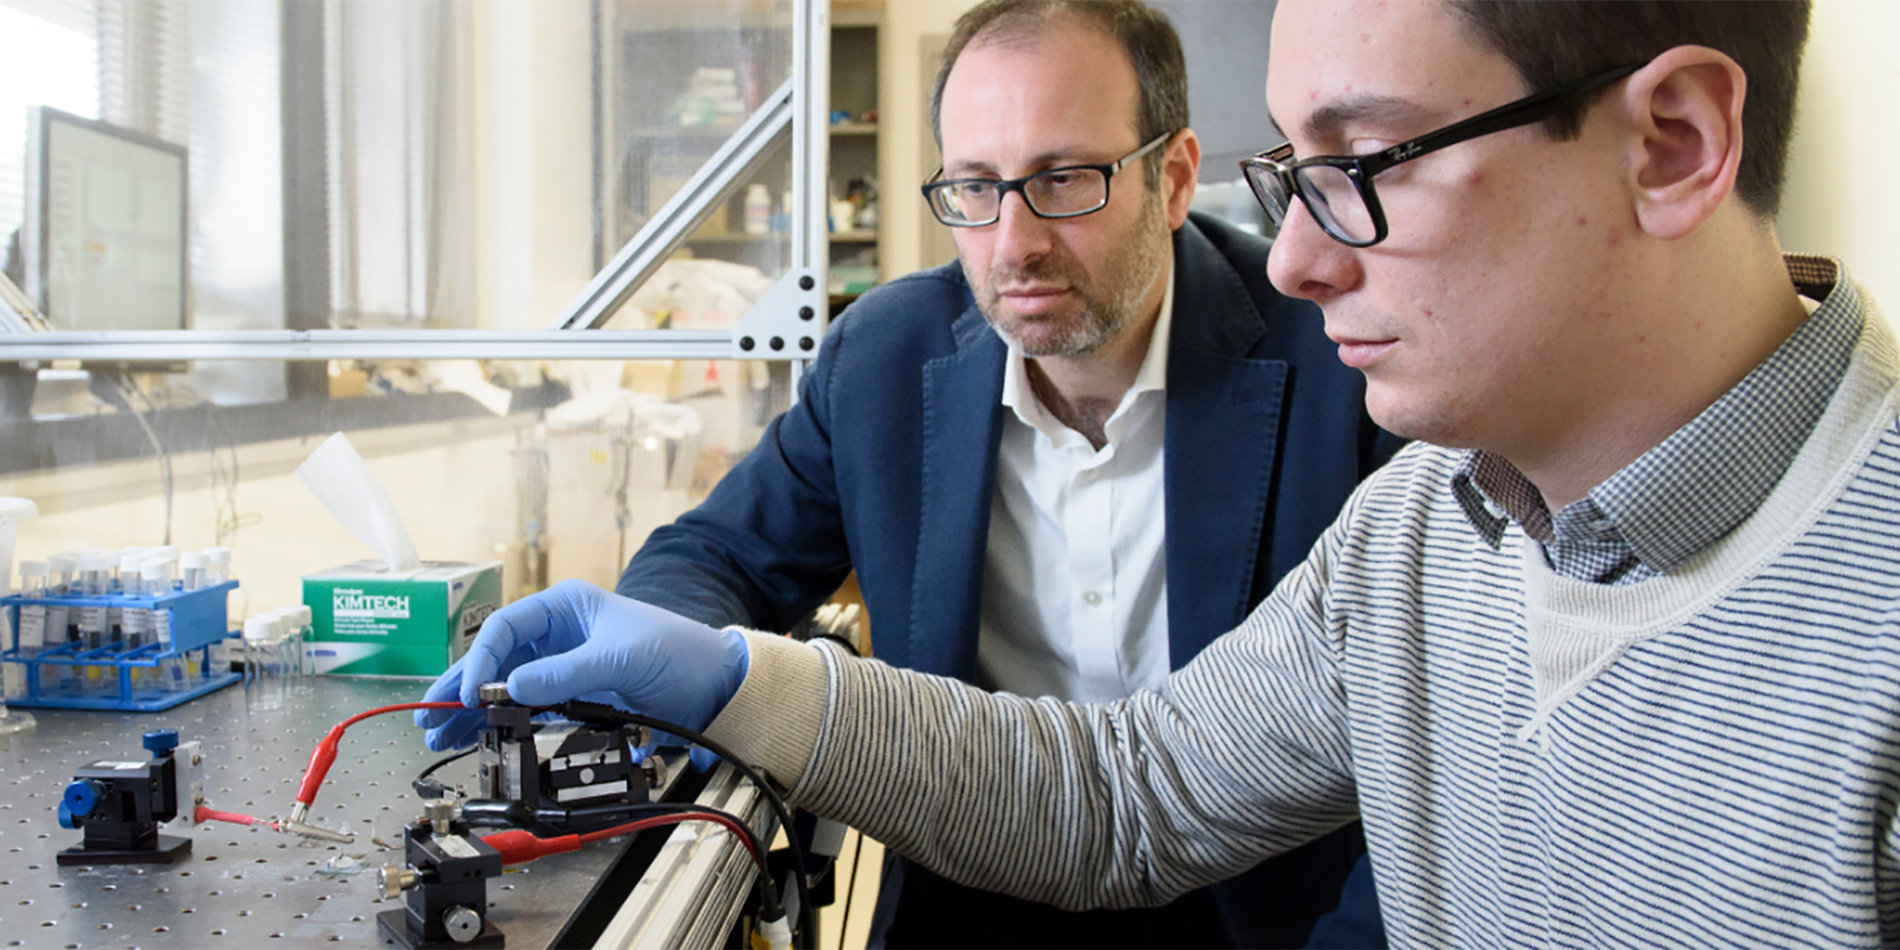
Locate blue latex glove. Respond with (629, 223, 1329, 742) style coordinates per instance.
(414, 579, 749, 754)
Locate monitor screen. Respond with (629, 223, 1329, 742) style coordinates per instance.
(22, 107, 188, 331)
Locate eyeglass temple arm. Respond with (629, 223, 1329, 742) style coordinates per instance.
(1357, 65, 1639, 177)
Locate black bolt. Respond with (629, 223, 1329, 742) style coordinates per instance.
(769, 337, 786, 351)
(799, 336, 815, 351)
(799, 306, 815, 321)
(798, 275, 815, 291)
(739, 336, 756, 351)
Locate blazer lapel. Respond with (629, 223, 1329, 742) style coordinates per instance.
(909, 306, 1008, 679)
(1164, 227, 1287, 666)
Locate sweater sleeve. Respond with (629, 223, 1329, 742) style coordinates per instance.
(708, 497, 1366, 911)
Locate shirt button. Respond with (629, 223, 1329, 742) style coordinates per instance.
(1082, 590, 1103, 606)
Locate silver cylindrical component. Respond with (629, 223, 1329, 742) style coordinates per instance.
(378, 864, 418, 901)
(640, 755, 668, 790)
(442, 905, 483, 943)
(477, 682, 512, 704)
(425, 799, 456, 835)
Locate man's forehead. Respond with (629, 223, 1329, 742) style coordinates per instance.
(1265, 0, 1502, 142)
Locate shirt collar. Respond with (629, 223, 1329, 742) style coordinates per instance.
(1453, 254, 1861, 574)
(1000, 259, 1175, 442)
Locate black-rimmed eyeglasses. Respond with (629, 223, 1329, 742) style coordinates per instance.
(1239, 64, 1638, 248)
(921, 130, 1175, 228)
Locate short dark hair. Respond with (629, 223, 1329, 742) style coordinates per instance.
(1447, 0, 1811, 217)
(928, 0, 1187, 189)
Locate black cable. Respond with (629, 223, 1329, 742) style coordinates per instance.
(837, 828, 865, 947)
(410, 741, 475, 794)
(552, 701, 818, 950)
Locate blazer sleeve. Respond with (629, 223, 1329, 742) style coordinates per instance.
(615, 317, 856, 632)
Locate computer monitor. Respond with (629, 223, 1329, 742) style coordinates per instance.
(21, 106, 188, 332)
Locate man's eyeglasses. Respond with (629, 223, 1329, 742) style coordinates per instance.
(921, 130, 1175, 228)
(1239, 64, 1639, 248)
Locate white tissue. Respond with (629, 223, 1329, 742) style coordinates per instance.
(294, 433, 421, 572)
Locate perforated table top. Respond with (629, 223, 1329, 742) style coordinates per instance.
(0, 677, 627, 949)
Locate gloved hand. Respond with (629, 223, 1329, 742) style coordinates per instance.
(414, 579, 749, 753)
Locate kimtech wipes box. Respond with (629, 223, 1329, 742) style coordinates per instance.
(292, 432, 504, 677)
(303, 560, 501, 677)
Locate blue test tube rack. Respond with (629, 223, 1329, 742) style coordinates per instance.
(2, 580, 242, 712)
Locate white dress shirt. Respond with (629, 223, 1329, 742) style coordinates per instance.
(975, 269, 1174, 703)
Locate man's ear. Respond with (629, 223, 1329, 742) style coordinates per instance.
(1162, 128, 1202, 229)
(1621, 45, 1746, 241)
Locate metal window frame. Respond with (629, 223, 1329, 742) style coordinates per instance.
(0, 0, 830, 365)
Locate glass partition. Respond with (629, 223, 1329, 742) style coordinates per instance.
(0, 358, 790, 614)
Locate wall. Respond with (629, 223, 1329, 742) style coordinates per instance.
(473, 0, 598, 332)
(1777, 0, 1900, 313)
(878, 0, 975, 278)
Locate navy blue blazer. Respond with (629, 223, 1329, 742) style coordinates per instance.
(619, 211, 1395, 947)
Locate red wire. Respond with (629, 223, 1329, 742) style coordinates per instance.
(195, 806, 279, 830)
(296, 701, 466, 809)
(484, 813, 763, 868)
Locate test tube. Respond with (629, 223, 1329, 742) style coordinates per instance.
(15, 562, 46, 658)
(75, 554, 110, 693)
(141, 562, 186, 692)
(179, 552, 205, 592)
(42, 556, 74, 692)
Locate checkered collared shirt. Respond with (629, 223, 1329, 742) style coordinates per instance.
(1451, 255, 1861, 585)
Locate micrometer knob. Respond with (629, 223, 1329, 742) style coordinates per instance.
(378, 864, 418, 901)
(442, 905, 483, 943)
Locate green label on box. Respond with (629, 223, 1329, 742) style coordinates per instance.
(303, 560, 501, 677)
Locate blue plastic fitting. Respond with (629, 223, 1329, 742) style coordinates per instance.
(61, 780, 100, 825)
(142, 729, 179, 757)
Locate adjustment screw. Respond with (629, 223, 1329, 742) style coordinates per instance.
(377, 865, 418, 902)
(443, 906, 483, 943)
(477, 683, 512, 704)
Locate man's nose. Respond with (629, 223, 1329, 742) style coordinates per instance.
(1265, 198, 1361, 302)
(988, 189, 1055, 266)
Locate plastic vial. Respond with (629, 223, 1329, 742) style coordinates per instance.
(745, 183, 772, 235)
(180, 552, 205, 592)
(204, 547, 232, 586)
(243, 613, 287, 711)
(290, 604, 315, 686)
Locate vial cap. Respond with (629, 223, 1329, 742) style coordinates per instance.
(205, 546, 232, 565)
(141, 562, 168, 580)
(180, 552, 205, 569)
(292, 605, 314, 626)
(243, 614, 282, 640)
(19, 561, 45, 578)
(77, 553, 110, 571)
(119, 553, 141, 573)
(47, 555, 75, 573)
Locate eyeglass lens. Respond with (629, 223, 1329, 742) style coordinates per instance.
(932, 167, 1109, 224)
(1245, 164, 1376, 244)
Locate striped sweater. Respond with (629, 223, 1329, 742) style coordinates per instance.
(711, 281, 1900, 948)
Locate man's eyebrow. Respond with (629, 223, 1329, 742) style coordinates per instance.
(943, 147, 1105, 179)
(1291, 95, 1441, 144)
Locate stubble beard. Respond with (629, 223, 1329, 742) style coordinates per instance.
(974, 189, 1170, 359)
